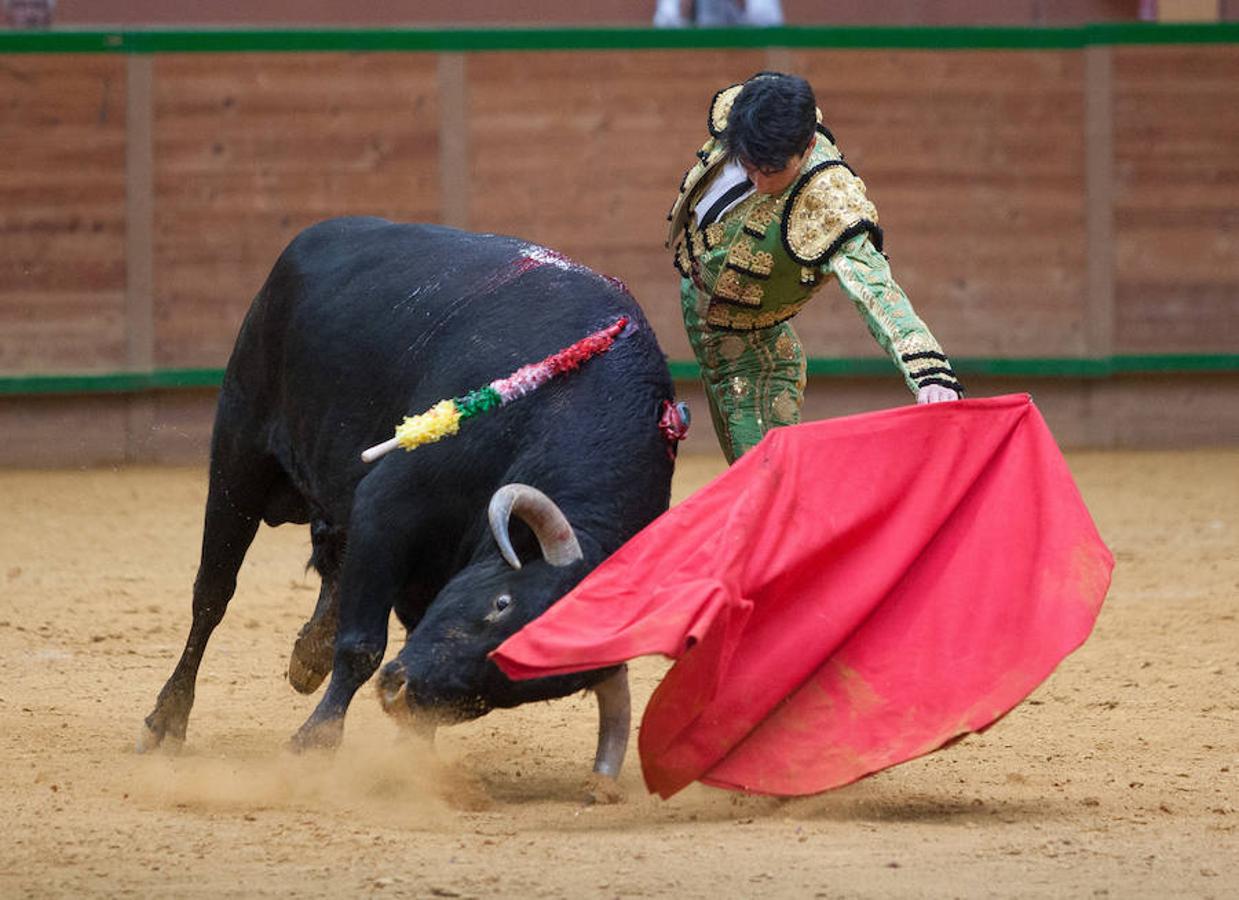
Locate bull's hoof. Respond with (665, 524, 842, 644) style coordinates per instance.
(583, 773, 625, 806)
(287, 627, 334, 695)
(287, 647, 330, 695)
(288, 717, 344, 754)
(135, 716, 184, 755)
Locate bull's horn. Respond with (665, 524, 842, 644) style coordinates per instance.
(488, 484, 583, 570)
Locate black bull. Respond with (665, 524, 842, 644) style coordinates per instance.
(139, 218, 677, 779)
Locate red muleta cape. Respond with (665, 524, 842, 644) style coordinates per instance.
(491, 394, 1113, 799)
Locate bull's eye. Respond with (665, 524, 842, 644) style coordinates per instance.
(484, 593, 514, 624)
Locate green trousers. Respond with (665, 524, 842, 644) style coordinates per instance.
(680, 277, 807, 463)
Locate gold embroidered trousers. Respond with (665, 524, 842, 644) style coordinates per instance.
(680, 276, 807, 463)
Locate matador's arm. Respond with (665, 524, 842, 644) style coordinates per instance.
(827, 234, 964, 398)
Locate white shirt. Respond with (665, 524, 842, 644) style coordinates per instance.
(692, 159, 755, 227)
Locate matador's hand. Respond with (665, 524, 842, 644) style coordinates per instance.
(917, 385, 959, 404)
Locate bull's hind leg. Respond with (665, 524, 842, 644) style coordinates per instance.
(137, 448, 277, 753)
(287, 521, 345, 694)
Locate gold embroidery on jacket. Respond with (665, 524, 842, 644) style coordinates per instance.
(707, 301, 808, 331)
(689, 229, 706, 260)
(674, 239, 693, 277)
(677, 164, 694, 195)
(835, 256, 903, 348)
(667, 141, 729, 246)
(785, 164, 879, 265)
(744, 199, 780, 237)
(713, 269, 764, 307)
(703, 222, 727, 251)
(726, 238, 774, 278)
(775, 332, 797, 360)
(709, 84, 745, 136)
(894, 333, 944, 360)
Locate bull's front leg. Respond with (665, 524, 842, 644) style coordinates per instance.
(586, 664, 631, 804)
(289, 521, 406, 751)
(289, 602, 389, 751)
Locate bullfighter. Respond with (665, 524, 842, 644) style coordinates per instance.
(668, 71, 964, 461)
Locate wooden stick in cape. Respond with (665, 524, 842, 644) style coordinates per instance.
(361, 316, 629, 463)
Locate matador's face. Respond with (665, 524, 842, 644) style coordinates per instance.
(739, 134, 816, 196)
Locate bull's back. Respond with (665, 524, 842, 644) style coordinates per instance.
(242, 218, 527, 378)
(222, 218, 670, 516)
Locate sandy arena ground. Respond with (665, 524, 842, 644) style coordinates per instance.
(1, 448, 1236, 898)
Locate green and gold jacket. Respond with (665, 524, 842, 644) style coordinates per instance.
(668, 80, 964, 397)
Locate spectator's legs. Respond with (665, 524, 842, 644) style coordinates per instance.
(743, 0, 784, 26)
(694, 0, 745, 26)
(652, 0, 690, 27)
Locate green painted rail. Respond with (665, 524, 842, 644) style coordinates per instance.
(1, 23, 1237, 55)
(3, 355, 1236, 397)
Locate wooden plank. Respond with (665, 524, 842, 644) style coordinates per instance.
(125, 56, 157, 462)
(765, 46, 793, 74)
(143, 389, 218, 463)
(466, 49, 766, 362)
(0, 390, 217, 467)
(437, 53, 470, 230)
(152, 52, 441, 368)
(125, 55, 154, 372)
(788, 49, 1089, 359)
(1085, 45, 1115, 360)
(1157, 0, 1220, 20)
(0, 55, 128, 375)
(1112, 45, 1239, 353)
(0, 395, 129, 467)
(1084, 45, 1116, 446)
(1099, 374, 1239, 445)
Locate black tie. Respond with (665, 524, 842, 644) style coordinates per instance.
(698, 178, 754, 228)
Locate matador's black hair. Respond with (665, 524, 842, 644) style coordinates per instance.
(722, 72, 817, 173)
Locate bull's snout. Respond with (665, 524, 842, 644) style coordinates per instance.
(376, 660, 441, 741)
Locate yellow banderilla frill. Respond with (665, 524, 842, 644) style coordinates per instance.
(394, 400, 463, 450)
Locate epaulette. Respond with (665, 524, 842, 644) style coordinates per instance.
(708, 83, 745, 138)
(781, 161, 882, 267)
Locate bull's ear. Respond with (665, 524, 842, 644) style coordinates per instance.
(488, 484, 582, 568)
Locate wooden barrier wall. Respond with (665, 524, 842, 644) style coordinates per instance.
(1, 56, 128, 374)
(1, 29, 1237, 464)
(152, 53, 443, 367)
(1113, 45, 1239, 353)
